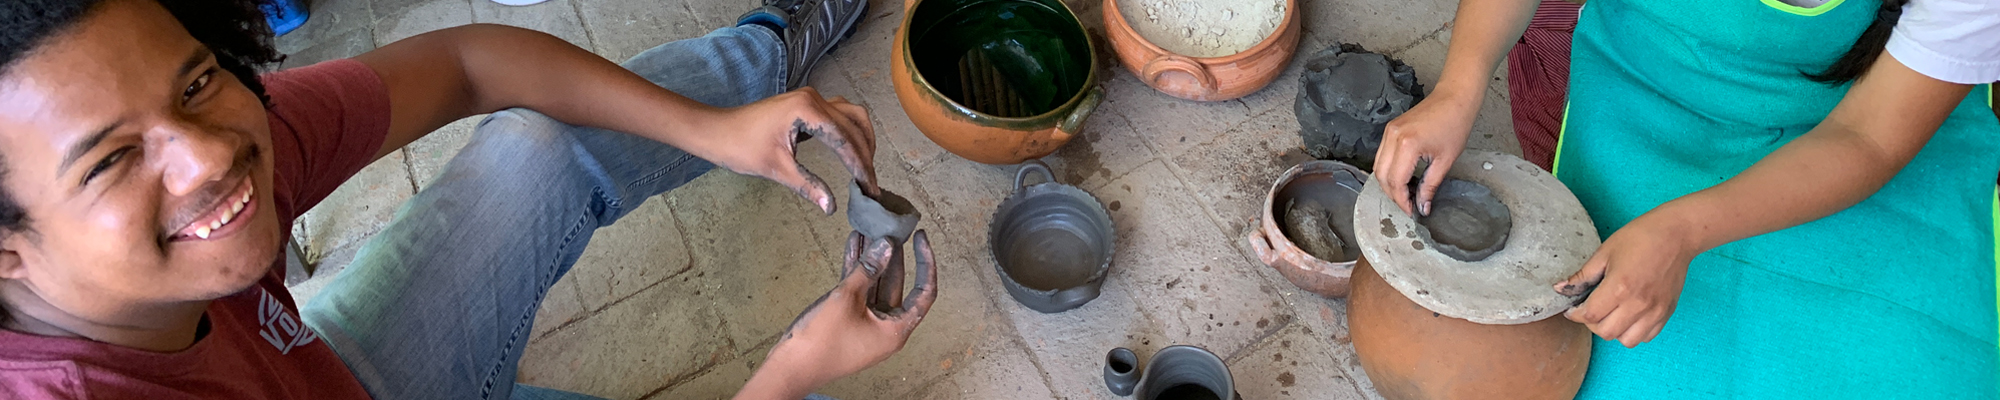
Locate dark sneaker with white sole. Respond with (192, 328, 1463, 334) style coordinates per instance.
(783, 0, 868, 90)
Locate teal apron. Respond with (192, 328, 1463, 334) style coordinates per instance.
(1554, 0, 2000, 396)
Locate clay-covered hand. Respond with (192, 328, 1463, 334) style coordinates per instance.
(736, 231, 939, 400)
(1553, 216, 1696, 348)
(712, 88, 879, 215)
(1372, 90, 1480, 217)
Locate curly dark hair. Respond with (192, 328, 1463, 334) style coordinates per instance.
(0, 0, 280, 327)
(1806, 0, 1905, 84)
(0, 0, 282, 237)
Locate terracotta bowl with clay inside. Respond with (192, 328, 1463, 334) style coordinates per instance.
(1104, 0, 1301, 101)
(1247, 160, 1368, 298)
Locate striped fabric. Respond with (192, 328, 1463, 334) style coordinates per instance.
(1506, 0, 1583, 171)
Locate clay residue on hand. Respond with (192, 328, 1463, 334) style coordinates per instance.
(1122, 0, 1284, 58)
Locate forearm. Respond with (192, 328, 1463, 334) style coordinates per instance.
(444, 25, 734, 158)
(1431, 0, 1541, 103)
(1640, 56, 1969, 254)
(360, 24, 733, 160)
(1645, 126, 1913, 253)
(733, 357, 819, 400)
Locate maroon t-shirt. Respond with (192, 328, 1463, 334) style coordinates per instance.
(0, 59, 389, 399)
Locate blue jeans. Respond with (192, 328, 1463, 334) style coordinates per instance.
(300, 26, 791, 400)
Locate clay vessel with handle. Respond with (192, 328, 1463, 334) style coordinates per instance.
(988, 161, 1116, 313)
(1103, 0, 1302, 101)
(1248, 160, 1367, 298)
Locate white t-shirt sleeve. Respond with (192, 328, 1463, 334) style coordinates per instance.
(1883, 0, 2000, 84)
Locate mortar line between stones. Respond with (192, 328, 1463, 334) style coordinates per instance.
(526, 254, 698, 344)
(1221, 313, 1295, 363)
(1159, 107, 1314, 304)
(397, 149, 421, 193)
(1383, 22, 1452, 56)
(680, 1, 708, 33)
(634, 342, 737, 400)
(1070, 113, 1165, 194)
(568, 0, 600, 53)
(1005, 330, 1065, 399)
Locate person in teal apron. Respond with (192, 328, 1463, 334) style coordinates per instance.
(1372, 0, 1998, 396)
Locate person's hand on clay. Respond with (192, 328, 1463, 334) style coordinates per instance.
(711, 88, 879, 215)
(1553, 214, 1697, 348)
(1372, 87, 1481, 217)
(733, 231, 940, 400)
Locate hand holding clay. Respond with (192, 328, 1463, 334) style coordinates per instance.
(712, 88, 879, 215)
(1372, 89, 1480, 217)
(1555, 216, 1696, 348)
(739, 231, 939, 400)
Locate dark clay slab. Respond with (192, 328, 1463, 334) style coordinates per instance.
(1295, 43, 1424, 168)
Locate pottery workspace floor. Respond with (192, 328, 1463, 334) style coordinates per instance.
(279, 0, 1521, 398)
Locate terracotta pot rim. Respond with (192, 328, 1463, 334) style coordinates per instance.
(1102, 0, 1301, 63)
(1259, 160, 1364, 265)
(1251, 160, 1365, 298)
(898, 0, 1100, 126)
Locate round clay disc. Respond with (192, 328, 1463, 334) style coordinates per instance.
(1352, 151, 1600, 324)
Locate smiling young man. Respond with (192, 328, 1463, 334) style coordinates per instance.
(0, 0, 938, 399)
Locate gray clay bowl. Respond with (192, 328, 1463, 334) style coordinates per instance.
(988, 160, 1116, 313)
(1133, 345, 1237, 400)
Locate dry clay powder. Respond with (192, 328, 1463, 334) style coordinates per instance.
(1122, 0, 1284, 58)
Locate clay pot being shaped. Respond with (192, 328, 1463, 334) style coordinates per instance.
(1247, 160, 1368, 298)
(1103, 346, 1240, 400)
(989, 161, 1116, 313)
(1348, 260, 1590, 400)
(1345, 151, 1601, 400)
(1102, 0, 1302, 101)
(892, 0, 1103, 165)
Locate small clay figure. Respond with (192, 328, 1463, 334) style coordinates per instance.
(1295, 43, 1425, 169)
(1282, 198, 1347, 262)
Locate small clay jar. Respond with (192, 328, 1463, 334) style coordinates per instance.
(1348, 259, 1591, 400)
(1102, 0, 1302, 101)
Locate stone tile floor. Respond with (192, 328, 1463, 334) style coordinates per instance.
(278, 0, 1523, 398)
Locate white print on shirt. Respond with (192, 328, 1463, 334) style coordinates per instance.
(256, 288, 317, 355)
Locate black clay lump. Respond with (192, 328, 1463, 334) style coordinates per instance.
(1294, 43, 1424, 169)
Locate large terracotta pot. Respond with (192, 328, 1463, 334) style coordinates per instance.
(1348, 259, 1591, 400)
(1102, 0, 1302, 101)
(892, 0, 1103, 165)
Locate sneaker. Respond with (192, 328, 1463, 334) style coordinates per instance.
(732, 0, 811, 39)
(782, 0, 868, 90)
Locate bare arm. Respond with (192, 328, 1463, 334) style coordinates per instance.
(1374, 0, 1542, 216)
(352, 24, 878, 212)
(1558, 53, 1973, 347)
(1652, 55, 1962, 250)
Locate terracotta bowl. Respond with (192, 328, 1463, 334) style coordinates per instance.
(1348, 259, 1591, 400)
(1102, 0, 1302, 101)
(892, 0, 1103, 165)
(1247, 160, 1366, 298)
